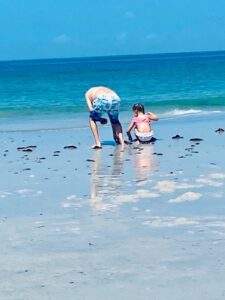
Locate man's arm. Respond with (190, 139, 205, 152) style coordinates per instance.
(85, 91, 93, 111)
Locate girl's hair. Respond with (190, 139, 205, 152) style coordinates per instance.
(132, 103, 145, 113)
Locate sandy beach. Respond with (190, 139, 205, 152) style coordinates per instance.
(0, 112, 225, 299)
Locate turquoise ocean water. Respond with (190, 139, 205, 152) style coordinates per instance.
(1, 51, 225, 130)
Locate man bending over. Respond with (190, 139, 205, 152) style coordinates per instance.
(85, 86, 125, 149)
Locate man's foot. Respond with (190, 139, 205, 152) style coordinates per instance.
(92, 145, 102, 149)
(114, 135, 120, 144)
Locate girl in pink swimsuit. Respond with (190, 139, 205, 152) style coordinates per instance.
(126, 103, 159, 143)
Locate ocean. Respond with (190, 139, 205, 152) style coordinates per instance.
(1, 51, 225, 130)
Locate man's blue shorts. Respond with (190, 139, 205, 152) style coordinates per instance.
(89, 95, 121, 124)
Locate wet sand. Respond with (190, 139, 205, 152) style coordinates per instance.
(1, 113, 225, 300)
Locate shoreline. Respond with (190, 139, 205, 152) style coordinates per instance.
(0, 109, 224, 133)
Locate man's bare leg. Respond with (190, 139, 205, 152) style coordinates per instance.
(111, 121, 125, 148)
(89, 118, 102, 148)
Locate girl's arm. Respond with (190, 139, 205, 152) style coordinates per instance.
(126, 121, 135, 141)
(146, 111, 159, 121)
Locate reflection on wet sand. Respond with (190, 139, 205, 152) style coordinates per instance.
(90, 144, 158, 211)
(90, 147, 124, 212)
(113, 144, 160, 204)
(130, 144, 155, 184)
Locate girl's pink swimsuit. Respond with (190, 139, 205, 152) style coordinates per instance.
(132, 116, 154, 142)
(132, 116, 150, 124)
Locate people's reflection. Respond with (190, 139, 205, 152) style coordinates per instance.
(90, 147, 124, 212)
(130, 144, 155, 184)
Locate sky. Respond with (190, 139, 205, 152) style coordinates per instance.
(1, 0, 225, 60)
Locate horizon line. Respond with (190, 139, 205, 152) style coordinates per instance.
(1, 49, 225, 63)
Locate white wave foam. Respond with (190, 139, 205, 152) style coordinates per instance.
(161, 109, 222, 118)
(171, 109, 202, 116)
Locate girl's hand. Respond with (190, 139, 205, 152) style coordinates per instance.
(127, 131, 133, 142)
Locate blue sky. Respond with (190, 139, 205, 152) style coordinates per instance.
(1, 0, 225, 60)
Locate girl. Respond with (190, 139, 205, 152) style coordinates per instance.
(126, 103, 159, 143)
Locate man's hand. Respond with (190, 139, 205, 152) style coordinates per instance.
(100, 118, 107, 125)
